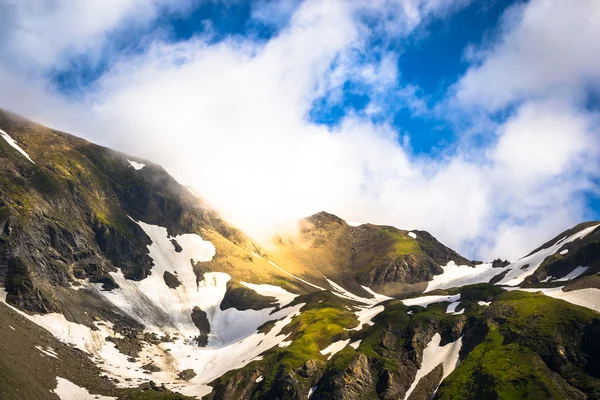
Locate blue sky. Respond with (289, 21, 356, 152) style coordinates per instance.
(50, 0, 519, 156)
(1, 0, 599, 260)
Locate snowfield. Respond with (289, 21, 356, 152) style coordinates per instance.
(498, 224, 599, 286)
(2, 220, 308, 397)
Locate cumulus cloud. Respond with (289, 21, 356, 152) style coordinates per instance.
(455, 0, 600, 110)
(0, 0, 598, 261)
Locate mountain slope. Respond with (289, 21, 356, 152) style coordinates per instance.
(264, 211, 475, 298)
(2, 109, 600, 400)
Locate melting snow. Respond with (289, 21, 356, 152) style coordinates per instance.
(255, 375, 263, 383)
(560, 249, 569, 255)
(0, 128, 35, 164)
(408, 232, 417, 239)
(320, 339, 350, 360)
(478, 301, 491, 307)
(53, 377, 116, 400)
(402, 333, 462, 400)
(308, 385, 318, 398)
(402, 294, 460, 308)
(349, 340, 361, 349)
(127, 160, 145, 170)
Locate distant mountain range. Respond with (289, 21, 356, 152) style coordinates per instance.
(1, 109, 600, 400)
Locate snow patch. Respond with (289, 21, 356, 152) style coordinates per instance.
(320, 339, 351, 360)
(2, 219, 307, 397)
(408, 232, 417, 239)
(241, 282, 298, 307)
(402, 294, 460, 308)
(255, 375, 263, 383)
(127, 159, 146, 170)
(425, 261, 497, 293)
(446, 301, 461, 314)
(326, 279, 389, 305)
(426, 224, 599, 291)
(361, 285, 394, 303)
(498, 224, 599, 286)
(402, 333, 462, 400)
(556, 266, 589, 282)
(308, 386, 318, 398)
(478, 301, 491, 307)
(35, 345, 59, 359)
(349, 340, 361, 349)
(0, 128, 35, 164)
(9, 325, 15, 330)
(348, 305, 385, 331)
(53, 377, 116, 400)
(560, 249, 569, 255)
(90, 219, 219, 342)
(510, 287, 600, 313)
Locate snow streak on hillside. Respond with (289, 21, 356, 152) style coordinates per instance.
(424, 223, 600, 292)
(497, 223, 600, 286)
(402, 333, 462, 400)
(0, 128, 35, 164)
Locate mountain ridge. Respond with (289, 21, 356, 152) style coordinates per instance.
(2, 109, 600, 399)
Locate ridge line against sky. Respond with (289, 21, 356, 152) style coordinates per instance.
(0, 0, 599, 260)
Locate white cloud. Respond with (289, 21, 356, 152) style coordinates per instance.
(0, 0, 194, 69)
(492, 99, 597, 183)
(455, 0, 600, 110)
(0, 0, 599, 262)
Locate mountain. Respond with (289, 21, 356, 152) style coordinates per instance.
(1, 109, 600, 400)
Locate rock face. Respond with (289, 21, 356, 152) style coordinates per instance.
(266, 212, 475, 298)
(3, 109, 600, 400)
(178, 369, 197, 381)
